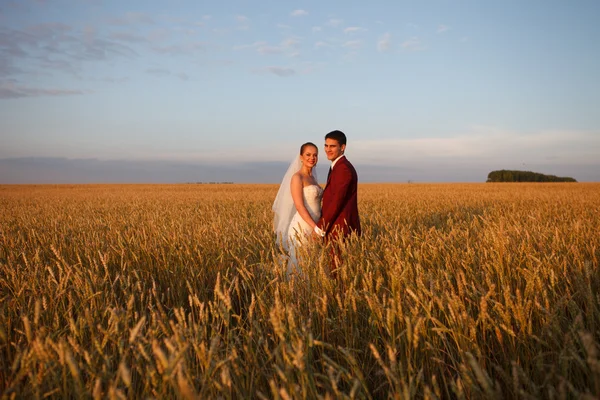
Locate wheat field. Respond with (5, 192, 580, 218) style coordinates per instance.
(1, 183, 599, 399)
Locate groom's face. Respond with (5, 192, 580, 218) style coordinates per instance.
(324, 138, 345, 161)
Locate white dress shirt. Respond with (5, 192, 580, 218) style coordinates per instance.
(330, 154, 345, 170)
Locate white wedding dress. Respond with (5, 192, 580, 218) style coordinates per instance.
(272, 155, 322, 278)
(286, 184, 323, 275)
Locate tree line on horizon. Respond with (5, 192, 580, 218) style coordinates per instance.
(487, 169, 577, 182)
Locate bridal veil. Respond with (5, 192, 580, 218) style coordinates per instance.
(272, 154, 318, 250)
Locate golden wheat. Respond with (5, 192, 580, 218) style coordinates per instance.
(1, 183, 599, 399)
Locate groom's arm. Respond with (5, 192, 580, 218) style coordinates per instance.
(318, 163, 352, 232)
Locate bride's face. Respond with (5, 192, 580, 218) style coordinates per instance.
(300, 146, 318, 168)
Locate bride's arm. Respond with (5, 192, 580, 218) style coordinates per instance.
(290, 174, 318, 229)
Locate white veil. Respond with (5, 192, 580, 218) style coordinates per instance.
(272, 152, 319, 250)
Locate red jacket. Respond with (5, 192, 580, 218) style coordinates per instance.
(318, 156, 361, 240)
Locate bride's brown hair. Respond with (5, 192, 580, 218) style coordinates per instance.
(300, 142, 318, 154)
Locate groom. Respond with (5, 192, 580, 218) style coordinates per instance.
(315, 130, 361, 275)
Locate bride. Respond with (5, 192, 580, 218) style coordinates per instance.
(272, 142, 325, 276)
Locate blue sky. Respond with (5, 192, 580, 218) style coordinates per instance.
(1, 0, 599, 182)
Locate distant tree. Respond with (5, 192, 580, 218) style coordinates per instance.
(487, 170, 577, 182)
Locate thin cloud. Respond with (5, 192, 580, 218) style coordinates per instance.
(110, 31, 147, 43)
(98, 76, 129, 84)
(180, 28, 198, 36)
(82, 37, 138, 59)
(146, 68, 170, 76)
(146, 68, 190, 80)
(437, 24, 450, 33)
(236, 39, 298, 56)
(282, 37, 300, 49)
(147, 28, 170, 42)
(39, 59, 77, 74)
(109, 12, 154, 26)
(0, 59, 23, 77)
(27, 22, 72, 34)
(352, 127, 600, 167)
(196, 59, 234, 68)
(401, 36, 424, 51)
(151, 42, 205, 55)
(235, 15, 250, 30)
(0, 27, 31, 52)
(343, 51, 359, 61)
(233, 41, 267, 51)
(326, 19, 343, 27)
(158, 15, 188, 26)
(291, 9, 308, 17)
(263, 66, 296, 77)
(312, 26, 322, 32)
(377, 33, 392, 52)
(0, 24, 138, 83)
(343, 40, 363, 50)
(282, 37, 301, 57)
(298, 61, 322, 75)
(1, 1, 27, 13)
(0, 81, 86, 99)
(257, 45, 284, 55)
(314, 41, 330, 49)
(344, 26, 367, 34)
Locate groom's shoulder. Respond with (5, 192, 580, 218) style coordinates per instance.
(342, 156, 356, 170)
(338, 157, 358, 178)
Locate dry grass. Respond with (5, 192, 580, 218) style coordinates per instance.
(1, 183, 599, 399)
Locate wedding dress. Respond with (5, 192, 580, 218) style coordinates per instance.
(273, 155, 322, 277)
(286, 185, 323, 274)
(287, 184, 323, 240)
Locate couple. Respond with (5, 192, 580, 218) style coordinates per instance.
(272, 130, 361, 277)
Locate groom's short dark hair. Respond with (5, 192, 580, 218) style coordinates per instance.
(325, 130, 347, 146)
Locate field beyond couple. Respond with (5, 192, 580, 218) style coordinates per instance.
(1, 183, 599, 398)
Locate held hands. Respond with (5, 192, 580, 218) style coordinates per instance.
(313, 226, 326, 238)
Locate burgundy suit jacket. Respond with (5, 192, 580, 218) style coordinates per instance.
(318, 156, 361, 240)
